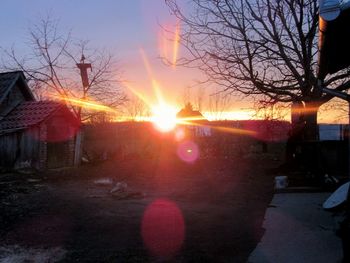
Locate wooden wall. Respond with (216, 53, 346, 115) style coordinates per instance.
(0, 111, 78, 170)
(0, 127, 40, 169)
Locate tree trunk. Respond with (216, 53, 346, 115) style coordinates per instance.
(303, 102, 319, 141)
(301, 102, 324, 178)
(286, 101, 320, 170)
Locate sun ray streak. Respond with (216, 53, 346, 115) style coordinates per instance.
(138, 48, 166, 106)
(176, 120, 257, 137)
(172, 21, 180, 68)
(162, 29, 169, 61)
(50, 94, 118, 113)
(139, 47, 154, 80)
(151, 79, 164, 104)
(122, 81, 153, 108)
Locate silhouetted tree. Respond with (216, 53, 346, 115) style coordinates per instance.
(124, 95, 150, 121)
(1, 16, 126, 121)
(208, 87, 232, 120)
(166, 0, 350, 140)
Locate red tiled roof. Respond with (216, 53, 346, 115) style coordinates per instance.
(0, 101, 64, 131)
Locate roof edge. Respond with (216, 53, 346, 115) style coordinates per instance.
(17, 72, 35, 101)
(0, 73, 20, 104)
(0, 71, 35, 104)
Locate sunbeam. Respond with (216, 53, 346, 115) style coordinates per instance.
(50, 95, 117, 114)
(172, 21, 180, 68)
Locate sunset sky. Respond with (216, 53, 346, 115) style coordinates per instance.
(0, 0, 346, 123)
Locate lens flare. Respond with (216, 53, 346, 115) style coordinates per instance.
(177, 140, 199, 163)
(174, 127, 186, 141)
(172, 21, 180, 68)
(158, 20, 181, 68)
(141, 199, 185, 258)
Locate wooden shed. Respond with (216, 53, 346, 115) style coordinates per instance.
(0, 71, 81, 170)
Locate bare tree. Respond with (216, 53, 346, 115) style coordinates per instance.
(178, 84, 206, 113)
(123, 95, 150, 121)
(181, 86, 192, 107)
(252, 98, 290, 147)
(165, 0, 350, 140)
(207, 87, 231, 120)
(320, 98, 348, 123)
(253, 98, 289, 121)
(194, 85, 206, 112)
(1, 16, 126, 121)
(89, 111, 115, 124)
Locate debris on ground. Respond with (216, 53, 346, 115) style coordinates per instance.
(110, 181, 144, 199)
(88, 194, 106, 198)
(81, 156, 89, 164)
(110, 181, 128, 194)
(0, 157, 279, 261)
(0, 246, 66, 263)
(27, 178, 42, 183)
(93, 178, 114, 186)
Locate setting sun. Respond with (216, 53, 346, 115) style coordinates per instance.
(151, 104, 178, 132)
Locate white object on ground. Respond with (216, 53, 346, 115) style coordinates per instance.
(110, 182, 128, 194)
(323, 181, 350, 209)
(275, 176, 288, 189)
(93, 178, 114, 186)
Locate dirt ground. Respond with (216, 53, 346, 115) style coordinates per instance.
(0, 152, 280, 262)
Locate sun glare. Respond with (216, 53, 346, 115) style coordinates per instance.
(151, 104, 178, 132)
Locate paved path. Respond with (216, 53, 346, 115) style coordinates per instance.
(249, 193, 343, 263)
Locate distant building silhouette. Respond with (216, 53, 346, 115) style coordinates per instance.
(176, 103, 205, 121)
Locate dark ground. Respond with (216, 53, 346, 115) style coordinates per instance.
(0, 153, 280, 262)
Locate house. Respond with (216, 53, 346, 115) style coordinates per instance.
(176, 103, 211, 137)
(0, 71, 81, 170)
(176, 103, 205, 120)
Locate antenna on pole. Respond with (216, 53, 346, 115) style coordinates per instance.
(76, 54, 92, 88)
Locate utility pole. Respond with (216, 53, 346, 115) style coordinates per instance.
(74, 54, 92, 167)
(77, 54, 92, 95)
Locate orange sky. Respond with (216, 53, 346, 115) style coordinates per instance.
(119, 19, 257, 123)
(116, 4, 347, 124)
(0, 1, 347, 124)
(119, 22, 348, 124)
